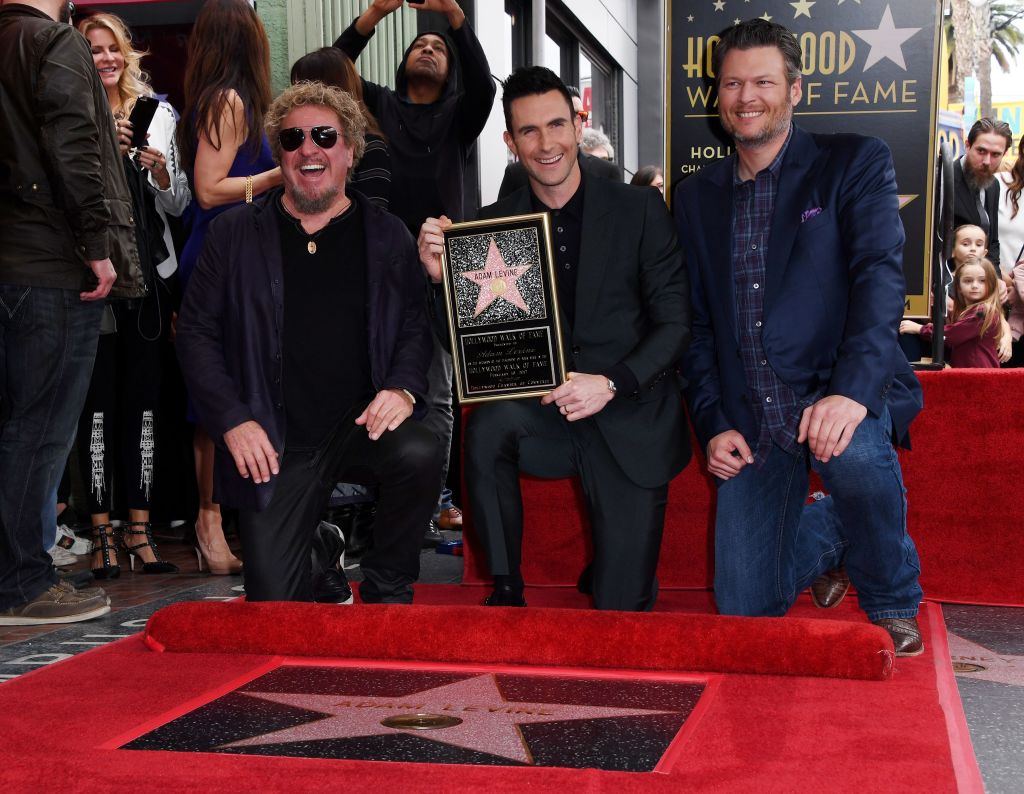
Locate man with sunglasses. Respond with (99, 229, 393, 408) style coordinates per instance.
(177, 82, 440, 604)
(0, 0, 144, 625)
(498, 87, 620, 200)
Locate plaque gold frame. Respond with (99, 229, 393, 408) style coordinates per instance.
(440, 212, 568, 404)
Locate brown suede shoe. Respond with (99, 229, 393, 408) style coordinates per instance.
(810, 567, 850, 608)
(873, 617, 924, 657)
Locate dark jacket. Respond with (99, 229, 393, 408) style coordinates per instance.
(497, 150, 621, 200)
(336, 19, 495, 233)
(675, 125, 923, 452)
(481, 176, 691, 489)
(175, 189, 432, 510)
(953, 158, 1002, 273)
(0, 4, 143, 297)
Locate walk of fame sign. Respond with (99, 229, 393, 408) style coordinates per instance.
(121, 665, 706, 771)
(440, 214, 568, 403)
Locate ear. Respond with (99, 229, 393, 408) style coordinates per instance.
(574, 114, 583, 145)
(503, 130, 518, 160)
(790, 76, 803, 107)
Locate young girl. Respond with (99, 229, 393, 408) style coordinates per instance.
(901, 257, 1007, 368)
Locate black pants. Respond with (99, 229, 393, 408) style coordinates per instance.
(239, 408, 440, 603)
(76, 296, 167, 514)
(465, 400, 668, 612)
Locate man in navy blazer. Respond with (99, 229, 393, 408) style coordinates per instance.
(419, 67, 690, 611)
(177, 83, 439, 604)
(674, 20, 925, 654)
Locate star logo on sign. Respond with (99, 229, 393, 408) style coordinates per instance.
(760, 12, 772, 21)
(853, 5, 921, 72)
(222, 673, 675, 764)
(713, 0, 725, 11)
(460, 237, 533, 318)
(791, 0, 815, 18)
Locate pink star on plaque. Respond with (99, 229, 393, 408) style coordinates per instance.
(460, 237, 533, 318)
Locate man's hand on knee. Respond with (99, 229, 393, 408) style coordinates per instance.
(798, 395, 867, 463)
(706, 430, 753, 480)
(223, 421, 280, 483)
(356, 389, 415, 440)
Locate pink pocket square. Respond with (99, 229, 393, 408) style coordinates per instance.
(800, 207, 823, 223)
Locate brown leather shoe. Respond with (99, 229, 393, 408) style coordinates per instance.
(438, 505, 463, 530)
(873, 617, 924, 657)
(810, 567, 850, 608)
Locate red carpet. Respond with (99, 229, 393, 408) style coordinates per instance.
(462, 370, 1024, 606)
(0, 598, 981, 792)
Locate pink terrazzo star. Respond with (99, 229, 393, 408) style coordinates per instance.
(460, 237, 533, 318)
(223, 673, 674, 764)
(947, 633, 1024, 686)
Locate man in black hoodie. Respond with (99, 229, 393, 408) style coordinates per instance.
(336, 0, 496, 542)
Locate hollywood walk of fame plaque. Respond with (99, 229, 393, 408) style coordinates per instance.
(441, 214, 568, 403)
(120, 664, 706, 771)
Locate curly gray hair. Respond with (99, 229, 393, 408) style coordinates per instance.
(265, 81, 366, 165)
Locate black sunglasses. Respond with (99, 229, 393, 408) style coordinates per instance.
(278, 125, 339, 152)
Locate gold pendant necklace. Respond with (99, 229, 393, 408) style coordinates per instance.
(307, 240, 317, 255)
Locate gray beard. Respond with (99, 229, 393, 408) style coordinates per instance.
(963, 162, 995, 193)
(287, 183, 340, 215)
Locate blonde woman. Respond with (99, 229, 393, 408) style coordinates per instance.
(76, 12, 189, 577)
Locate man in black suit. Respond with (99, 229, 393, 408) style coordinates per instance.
(954, 117, 1012, 275)
(497, 87, 620, 198)
(418, 67, 690, 611)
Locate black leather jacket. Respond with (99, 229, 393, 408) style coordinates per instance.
(0, 4, 143, 297)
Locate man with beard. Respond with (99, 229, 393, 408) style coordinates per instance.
(176, 83, 440, 604)
(334, 0, 497, 546)
(674, 20, 926, 655)
(0, 0, 144, 625)
(418, 67, 690, 611)
(954, 118, 1012, 275)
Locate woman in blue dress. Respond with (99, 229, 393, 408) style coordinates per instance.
(177, 0, 281, 574)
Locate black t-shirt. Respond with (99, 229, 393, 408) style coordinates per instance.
(277, 197, 374, 450)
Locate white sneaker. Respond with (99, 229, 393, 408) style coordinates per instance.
(55, 524, 92, 555)
(47, 543, 79, 566)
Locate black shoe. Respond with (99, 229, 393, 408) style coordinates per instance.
(121, 522, 178, 574)
(423, 521, 445, 548)
(576, 562, 593, 595)
(313, 568, 354, 604)
(483, 583, 526, 607)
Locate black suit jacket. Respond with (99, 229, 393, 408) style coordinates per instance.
(496, 149, 621, 200)
(176, 188, 432, 510)
(478, 175, 691, 488)
(953, 159, 1001, 272)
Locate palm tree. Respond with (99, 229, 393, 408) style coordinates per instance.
(947, 0, 1024, 114)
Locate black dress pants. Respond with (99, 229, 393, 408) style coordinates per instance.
(465, 400, 668, 612)
(239, 409, 440, 603)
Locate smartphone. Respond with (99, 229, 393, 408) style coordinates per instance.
(127, 95, 159, 149)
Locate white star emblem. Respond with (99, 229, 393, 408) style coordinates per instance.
(790, 0, 815, 18)
(852, 4, 921, 72)
(688, 14, 695, 22)
(713, 0, 726, 11)
(760, 12, 772, 21)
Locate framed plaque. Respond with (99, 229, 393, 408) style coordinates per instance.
(441, 213, 568, 403)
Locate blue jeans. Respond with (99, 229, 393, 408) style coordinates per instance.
(0, 285, 103, 608)
(713, 407, 922, 622)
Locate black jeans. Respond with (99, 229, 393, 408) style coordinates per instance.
(238, 407, 440, 603)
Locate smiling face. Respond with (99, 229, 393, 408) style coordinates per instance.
(957, 263, 989, 304)
(86, 27, 124, 94)
(952, 225, 988, 266)
(279, 104, 353, 216)
(717, 46, 801, 150)
(404, 34, 449, 84)
(503, 89, 582, 204)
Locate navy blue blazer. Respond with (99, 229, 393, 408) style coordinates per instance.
(674, 125, 922, 452)
(176, 188, 432, 510)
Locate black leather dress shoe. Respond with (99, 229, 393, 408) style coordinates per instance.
(483, 584, 526, 607)
(423, 522, 445, 548)
(810, 567, 850, 608)
(873, 617, 924, 657)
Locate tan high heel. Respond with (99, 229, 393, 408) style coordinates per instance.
(193, 528, 243, 575)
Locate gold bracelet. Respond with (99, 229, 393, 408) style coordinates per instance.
(245, 175, 254, 204)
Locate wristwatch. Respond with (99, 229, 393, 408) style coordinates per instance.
(606, 378, 617, 395)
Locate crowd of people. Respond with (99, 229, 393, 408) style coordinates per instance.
(3, 1, 1019, 656)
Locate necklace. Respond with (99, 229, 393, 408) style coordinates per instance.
(282, 196, 352, 255)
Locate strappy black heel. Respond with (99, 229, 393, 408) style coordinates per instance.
(120, 522, 178, 574)
(90, 523, 121, 580)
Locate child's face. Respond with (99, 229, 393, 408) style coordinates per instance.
(953, 228, 987, 264)
(958, 264, 989, 303)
